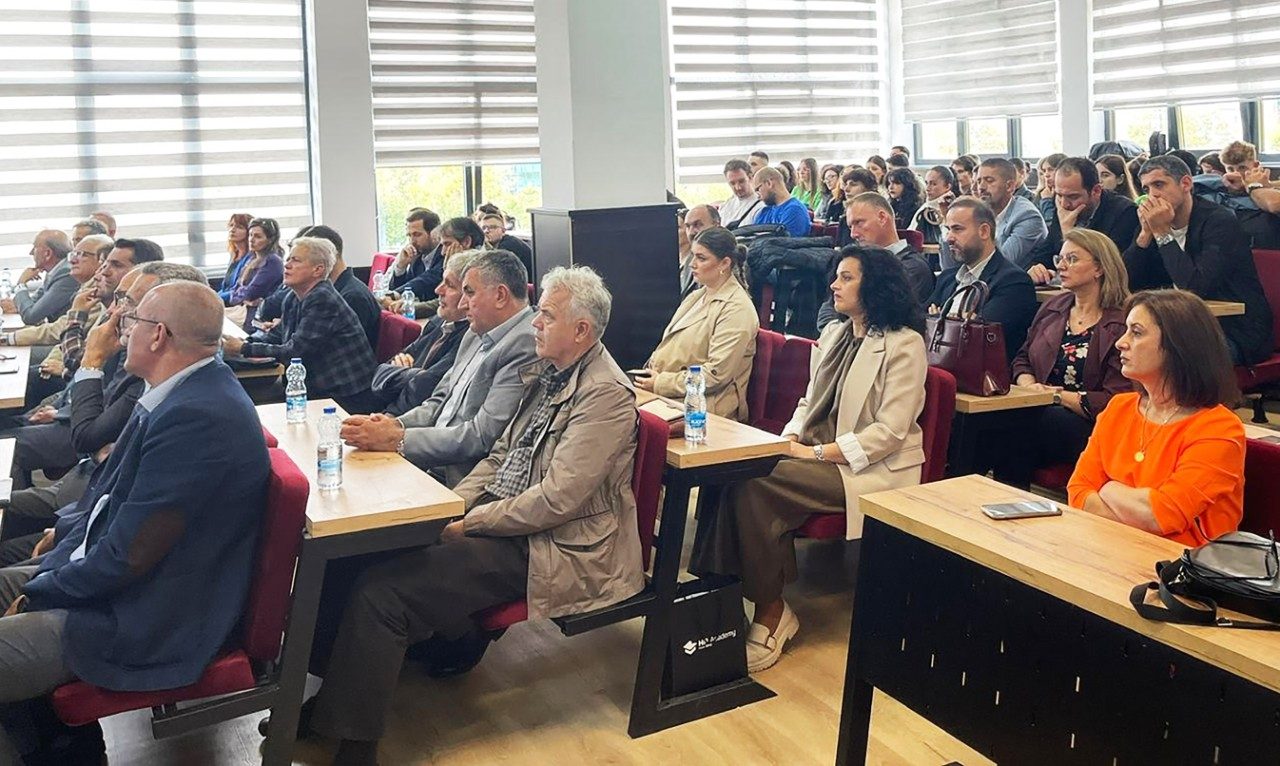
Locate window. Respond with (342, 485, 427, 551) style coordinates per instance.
(0, 1, 310, 267)
(919, 121, 958, 161)
(479, 163, 542, 232)
(967, 118, 1008, 155)
(1265, 100, 1280, 155)
(374, 166, 465, 253)
(668, 0, 884, 185)
(1112, 107, 1167, 146)
(1020, 115, 1063, 159)
(1179, 101, 1243, 152)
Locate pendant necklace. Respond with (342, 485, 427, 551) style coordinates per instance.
(1135, 398, 1180, 463)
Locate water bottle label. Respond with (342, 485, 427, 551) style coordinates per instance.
(686, 411, 706, 431)
(286, 395, 306, 418)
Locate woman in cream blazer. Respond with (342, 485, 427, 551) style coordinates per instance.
(691, 244, 926, 673)
(634, 226, 758, 421)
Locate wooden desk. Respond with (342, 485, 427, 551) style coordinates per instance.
(948, 385, 1053, 476)
(1244, 421, 1280, 441)
(1, 314, 23, 332)
(921, 243, 940, 255)
(954, 384, 1054, 414)
(233, 363, 283, 381)
(257, 399, 463, 764)
(1034, 288, 1245, 316)
(0, 438, 13, 504)
(0, 347, 31, 409)
(837, 475, 1280, 764)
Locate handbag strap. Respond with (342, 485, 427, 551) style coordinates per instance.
(1129, 560, 1280, 631)
(928, 281, 991, 351)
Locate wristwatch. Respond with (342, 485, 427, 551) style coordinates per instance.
(1247, 182, 1266, 194)
(1155, 232, 1175, 247)
(1052, 392, 1062, 406)
(813, 443, 826, 462)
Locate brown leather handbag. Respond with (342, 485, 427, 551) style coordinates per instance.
(925, 282, 1010, 396)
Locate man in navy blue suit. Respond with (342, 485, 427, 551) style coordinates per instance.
(0, 281, 269, 763)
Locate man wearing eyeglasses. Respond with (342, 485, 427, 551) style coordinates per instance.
(1, 235, 112, 349)
(479, 212, 533, 279)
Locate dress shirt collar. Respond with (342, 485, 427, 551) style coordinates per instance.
(137, 356, 216, 412)
(887, 238, 909, 255)
(956, 250, 996, 285)
(475, 305, 532, 350)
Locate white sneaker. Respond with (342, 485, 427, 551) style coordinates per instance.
(745, 602, 799, 673)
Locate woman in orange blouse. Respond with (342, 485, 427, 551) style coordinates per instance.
(1068, 289, 1245, 546)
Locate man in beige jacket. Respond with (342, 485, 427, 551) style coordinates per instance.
(308, 265, 643, 764)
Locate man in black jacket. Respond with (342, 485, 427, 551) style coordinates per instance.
(1029, 156, 1139, 283)
(479, 213, 534, 279)
(1124, 155, 1274, 365)
(928, 198, 1038, 361)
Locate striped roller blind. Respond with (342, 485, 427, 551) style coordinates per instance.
(669, 0, 884, 185)
(1093, 0, 1280, 109)
(368, 0, 539, 167)
(0, 0, 311, 267)
(901, 0, 1059, 121)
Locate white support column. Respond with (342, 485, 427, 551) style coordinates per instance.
(305, 0, 379, 265)
(883, 0, 913, 155)
(534, 0, 671, 209)
(1058, 0, 1095, 156)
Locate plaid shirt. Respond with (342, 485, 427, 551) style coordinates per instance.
(242, 280, 376, 397)
(484, 362, 577, 499)
(59, 298, 112, 378)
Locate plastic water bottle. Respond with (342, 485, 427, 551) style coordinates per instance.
(372, 270, 388, 300)
(684, 365, 707, 445)
(316, 406, 343, 491)
(0, 269, 12, 300)
(285, 358, 307, 424)
(401, 288, 416, 320)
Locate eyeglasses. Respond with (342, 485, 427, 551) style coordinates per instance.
(120, 312, 172, 337)
(481, 224, 504, 232)
(1053, 253, 1091, 268)
(69, 249, 98, 261)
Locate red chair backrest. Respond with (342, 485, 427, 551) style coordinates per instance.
(1251, 249, 1280, 348)
(375, 310, 423, 363)
(823, 223, 839, 239)
(748, 329, 785, 429)
(632, 410, 668, 569)
(899, 229, 924, 251)
(368, 253, 395, 290)
(758, 335, 815, 434)
(242, 449, 309, 662)
(920, 367, 957, 483)
(260, 426, 278, 449)
(1243, 437, 1280, 538)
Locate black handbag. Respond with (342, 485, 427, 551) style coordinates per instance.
(1130, 531, 1280, 630)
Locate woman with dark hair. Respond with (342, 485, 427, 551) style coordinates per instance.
(886, 167, 924, 231)
(777, 161, 796, 192)
(866, 155, 889, 188)
(1198, 151, 1227, 176)
(950, 154, 978, 196)
(793, 157, 823, 212)
(910, 165, 957, 246)
(692, 244, 927, 672)
(1035, 152, 1069, 203)
(820, 164, 845, 222)
(634, 226, 757, 421)
(226, 217, 284, 330)
(1096, 154, 1139, 200)
(219, 212, 254, 303)
(1068, 289, 1244, 545)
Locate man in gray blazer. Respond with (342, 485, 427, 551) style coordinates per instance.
(3, 230, 77, 325)
(939, 158, 1048, 271)
(340, 250, 536, 486)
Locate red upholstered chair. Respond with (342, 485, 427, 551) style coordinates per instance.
(796, 366, 957, 540)
(475, 409, 669, 633)
(1031, 463, 1075, 492)
(375, 310, 423, 363)
(809, 222, 825, 237)
(899, 229, 924, 251)
(1242, 437, 1280, 538)
(260, 426, 278, 449)
(756, 335, 815, 435)
(756, 283, 775, 329)
(52, 448, 309, 733)
(367, 252, 396, 290)
(748, 329, 785, 430)
(823, 223, 839, 239)
(1237, 249, 1280, 421)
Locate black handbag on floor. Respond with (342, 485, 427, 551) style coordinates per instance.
(1130, 531, 1280, 630)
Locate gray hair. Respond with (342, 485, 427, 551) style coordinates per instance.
(1139, 154, 1192, 182)
(290, 236, 336, 273)
(73, 218, 109, 237)
(135, 261, 209, 286)
(540, 265, 611, 337)
(443, 248, 483, 280)
(77, 234, 114, 257)
(465, 249, 529, 303)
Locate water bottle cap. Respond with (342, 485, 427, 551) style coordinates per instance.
(323, 406, 336, 414)
(290, 357, 302, 364)
(689, 365, 702, 373)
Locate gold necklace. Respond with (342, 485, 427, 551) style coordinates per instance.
(1135, 398, 1181, 463)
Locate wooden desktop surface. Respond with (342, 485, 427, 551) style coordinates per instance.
(861, 474, 1280, 696)
(1034, 288, 1245, 316)
(953, 384, 1054, 414)
(0, 438, 13, 503)
(1, 314, 23, 332)
(0, 346, 31, 409)
(257, 399, 463, 537)
(636, 389, 791, 469)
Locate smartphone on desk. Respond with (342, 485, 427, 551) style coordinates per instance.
(0, 360, 19, 375)
(981, 500, 1061, 520)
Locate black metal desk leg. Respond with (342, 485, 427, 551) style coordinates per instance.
(835, 520, 881, 765)
(261, 538, 327, 766)
(946, 413, 977, 477)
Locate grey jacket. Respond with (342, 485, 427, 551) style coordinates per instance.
(16, 257, 78, 325)
(455, 341, 644, 620)
(396, 306, 537, 486)
(939, 194, 1048, 271)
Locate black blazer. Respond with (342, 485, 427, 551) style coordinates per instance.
(1035, 190, 1139, 269)
(1123, 196, 1274, 364)
(929, 249, 1039, 361)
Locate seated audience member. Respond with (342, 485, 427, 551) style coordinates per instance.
(1123, 155, 1273, 365)
(1199, 152, 1226, 176)
(225, 217, 285, 333)
(479, 212, 533, 278)
(777, 161, 796, 191)
(909, 165, 958, 247)
(886, 153, 910, 170)
(1028, 157, 1139, 282)
(951, 155, 978, 196)
(965, 158, 1048, 270)
(793, 158, 824, 212)
(389, 207, 442, 290)
(89, 211, 116, 239)
(748, 150, 770, 175)
(819, 164, 846, 223)
(1068, 290, 1244, 546)
(929, 198, 1038, 360)
(1096, 154, 1139, 200)
(1217, 139, 1280, 249)
(836, 167, 880, 246)
(819, 193, 934, 329)
(634, 227, 757, 421)
(1036, 154, 1069, 207)
(719, 158, 762, 229)
(995, 230, 1131, 486)
(886, 167, 923, 231)
(692, 245, 927, 672)
(753, 167, 814, 237)
(341, 250, 536, 486)
(889, 145, 910, 162)
(1, 235, 110, 347)
(299, 224, 380, 350)
(0, 281, 269, 765)
(306, 266, 643, 763)
(371, 250, 477, 417)
(219, 213, 254, 301)
(69, 218, 107, 247)
(3, 230, 75, 326)
(1011, 158, 1035, 201)
(679, 204, 719, 296)
(866, 155, 889, 188)
(387, 216, 485, 308)
(223, 237, 379, 414)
